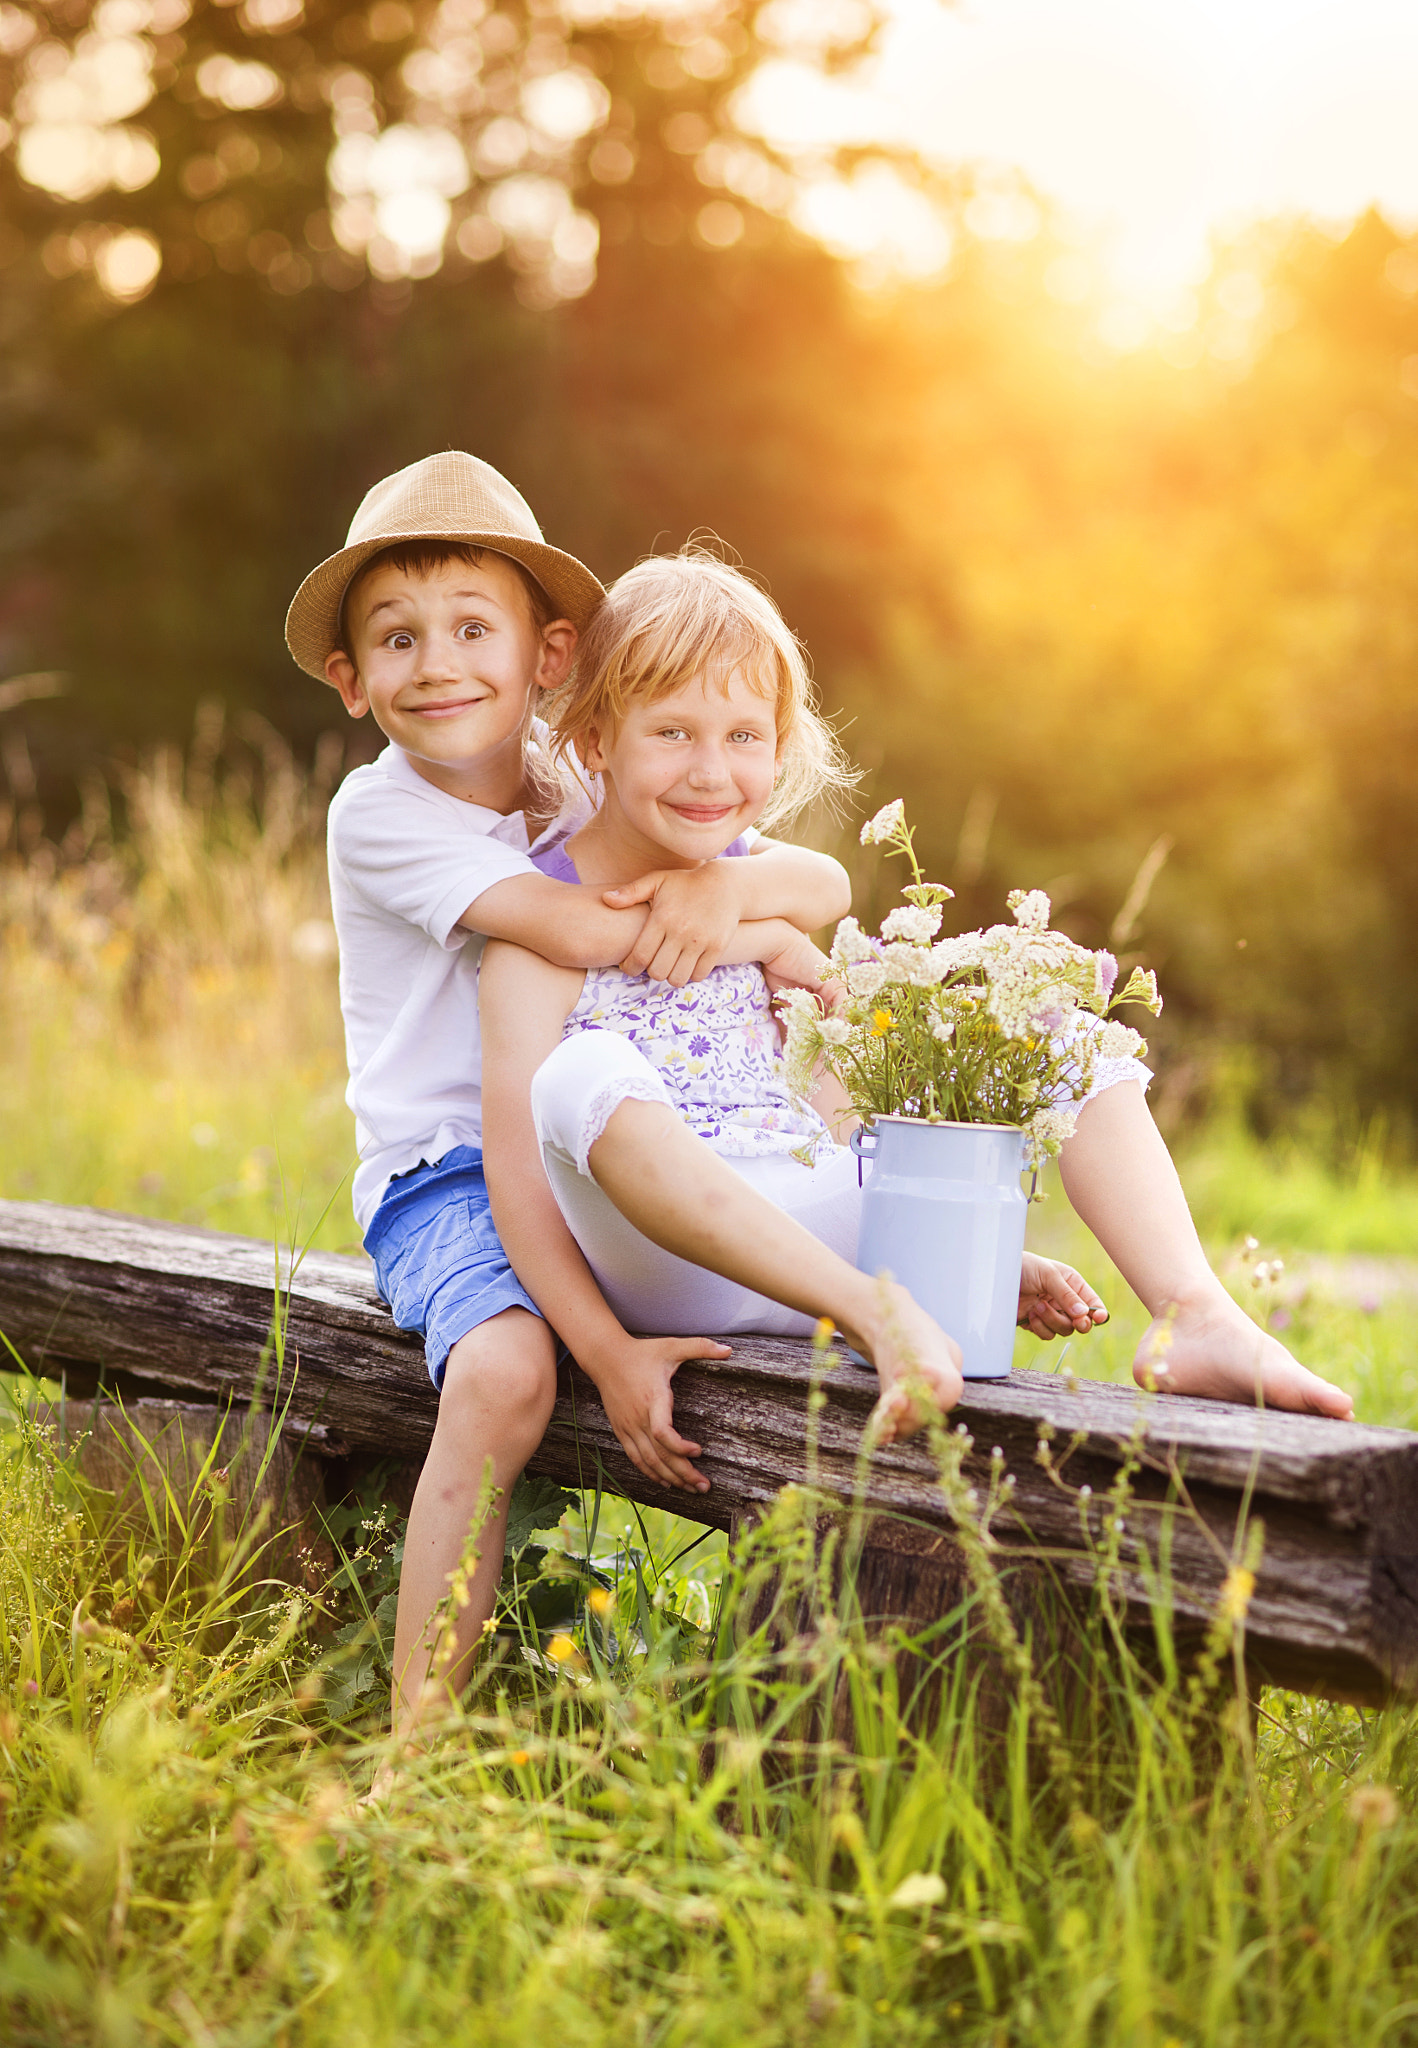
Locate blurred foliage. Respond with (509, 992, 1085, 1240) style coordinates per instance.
(3, 4, 1418, 1121)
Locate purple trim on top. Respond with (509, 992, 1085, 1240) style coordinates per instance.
(530, 833, 753, 883)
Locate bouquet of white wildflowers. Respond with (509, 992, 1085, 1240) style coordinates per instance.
(781, 800, 1164, 1166)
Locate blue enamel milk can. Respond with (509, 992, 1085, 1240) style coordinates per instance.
(850, 1117, 1029, 1380)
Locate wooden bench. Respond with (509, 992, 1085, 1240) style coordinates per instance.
(2, 1197, 1416, 1706)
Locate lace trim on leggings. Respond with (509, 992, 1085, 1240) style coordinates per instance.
(577, 1075, 673, 1178)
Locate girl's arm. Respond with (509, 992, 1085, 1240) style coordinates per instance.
(479, 941, 729, 1492)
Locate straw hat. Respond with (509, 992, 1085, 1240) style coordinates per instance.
(285, 450, 605, 680)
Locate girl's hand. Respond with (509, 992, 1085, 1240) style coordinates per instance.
(759, 928, 834, 997)
(585, 1335, 732, 1492)
(1017, 1254, 1108, 1340)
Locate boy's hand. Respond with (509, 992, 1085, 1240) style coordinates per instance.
(606, 865, 741, 984)
(1018, 1253, 1108, 1340)
(585, 1334, 732, 1492)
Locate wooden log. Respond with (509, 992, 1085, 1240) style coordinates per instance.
(2, 1197, 1416, 1705)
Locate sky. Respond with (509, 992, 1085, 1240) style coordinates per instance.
(748, 0, 1418, 300)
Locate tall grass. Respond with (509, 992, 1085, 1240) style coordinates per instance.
(2, 1346, 1417, 2048)
(0, 707, 358, 1251)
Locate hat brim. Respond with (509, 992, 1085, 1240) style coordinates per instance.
(285, 531, 605, 681)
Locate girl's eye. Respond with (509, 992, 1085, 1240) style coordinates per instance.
(729, 730, 765, 745)
(457, 622, 486, 640)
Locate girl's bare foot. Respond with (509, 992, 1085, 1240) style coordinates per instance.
(1134, 1291, 1353, 1419)
(854, 1279, 965, 1442)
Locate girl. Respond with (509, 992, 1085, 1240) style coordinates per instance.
(480, 555, 1352, 1499)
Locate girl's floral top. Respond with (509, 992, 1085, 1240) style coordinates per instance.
(532, 833, 832, 1162)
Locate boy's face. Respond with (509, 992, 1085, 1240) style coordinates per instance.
(583, 668, 782, 864)
(324, 554, 574, 781)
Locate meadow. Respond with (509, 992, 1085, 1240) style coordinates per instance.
(3, 751, 1418, 2046)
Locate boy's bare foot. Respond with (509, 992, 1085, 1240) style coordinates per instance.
(1133, 1291, 1353, 1419)
(855, 1279, 965, 1442)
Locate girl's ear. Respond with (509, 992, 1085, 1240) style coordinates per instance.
(579, 724, 609, 775)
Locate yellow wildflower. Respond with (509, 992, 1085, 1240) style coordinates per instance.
(870, 1008, 895, 1036)
(1218, 1566, 1256, 1622)
(588, 1588, 614, 1617)
(547, 1634, 577, 1663)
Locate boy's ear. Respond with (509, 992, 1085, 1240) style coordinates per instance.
(536, 619, 577, 692)
(325, 650, 369, 717)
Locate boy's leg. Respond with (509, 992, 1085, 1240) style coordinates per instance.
(584, 1100, 963, 1429)
(1057, 1082, 1352, 1418)
(392, 1306, 557, 1735)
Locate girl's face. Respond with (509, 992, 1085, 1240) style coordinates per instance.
(583, 668, 782, 863)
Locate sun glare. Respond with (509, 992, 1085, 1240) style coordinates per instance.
(747, 0, 1418, 355)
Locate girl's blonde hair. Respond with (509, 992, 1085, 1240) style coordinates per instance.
(550, 548, 857, 831)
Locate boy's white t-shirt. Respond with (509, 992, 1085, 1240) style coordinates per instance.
(328, 740, 590, 1234)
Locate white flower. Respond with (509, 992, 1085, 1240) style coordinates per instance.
(1096, 1020, 1146, 1062)
(1007, 888, 1052, 932)
(774, 986, 821, 1026)
(818, 1016, 853, 1046)
(1025, 1104, 1078, 1159)
(929, 1013, 955, 1043)
(881, 903, 942, 944)
(828, 916, 878, 966)
(928, 934, 982, 977)
(845, 959, 890, 1000)
(880, 941, 946, 987)
(860, 799, 906, 847)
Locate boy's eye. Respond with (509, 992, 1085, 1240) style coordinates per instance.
(387, 631, 414, 650)
(728, 730, 765, 745)
(657, 725, 690, 740)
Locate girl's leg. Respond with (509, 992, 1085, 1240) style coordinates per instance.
(531, 1035, 962, 1430)
(588, 1099, 961, 1428)
(1058, 1083, 1352, 1418)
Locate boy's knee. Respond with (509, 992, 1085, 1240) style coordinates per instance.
(438, 1309, 557, 1433)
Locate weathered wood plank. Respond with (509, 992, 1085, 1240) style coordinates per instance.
(2, 1197, 1416, 1703)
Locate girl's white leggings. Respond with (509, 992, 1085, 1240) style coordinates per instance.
(529, 1030, 862, 1338)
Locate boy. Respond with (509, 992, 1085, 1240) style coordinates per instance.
(285, 451, 851, 1731)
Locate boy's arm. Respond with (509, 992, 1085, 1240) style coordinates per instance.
(604, 838, 851, 975)
(467, 872, 821, 988)
(479, 942, 729, 1491)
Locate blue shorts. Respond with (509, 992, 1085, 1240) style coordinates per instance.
(363, 1146, 541, 1389)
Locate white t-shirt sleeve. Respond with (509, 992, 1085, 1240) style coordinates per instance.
(330, 775, 538, 950)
